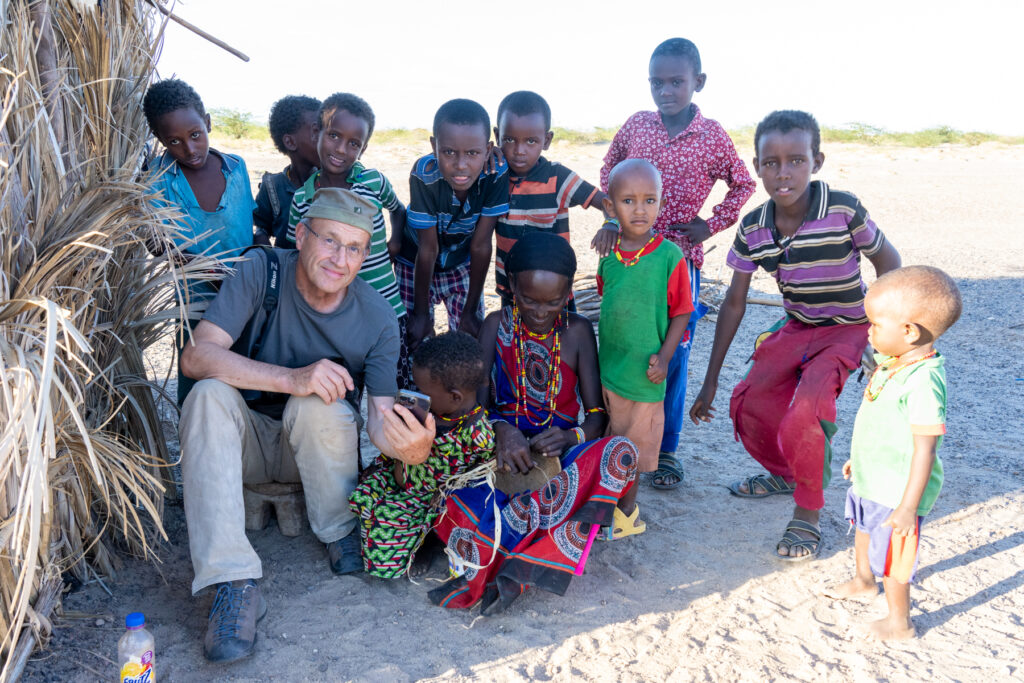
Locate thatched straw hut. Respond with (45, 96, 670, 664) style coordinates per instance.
(0, 2, 221, 678)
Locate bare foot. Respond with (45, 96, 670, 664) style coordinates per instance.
(863, 615, 916, 641)
(823, 576, 878, 600)
(409, 533, 443, 578)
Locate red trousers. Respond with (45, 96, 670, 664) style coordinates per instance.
(729, 319, 868, 510)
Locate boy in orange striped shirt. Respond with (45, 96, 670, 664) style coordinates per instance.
(493, 91, 609, 308)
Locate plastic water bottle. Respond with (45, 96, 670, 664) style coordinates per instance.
(118, 612, 155, 683)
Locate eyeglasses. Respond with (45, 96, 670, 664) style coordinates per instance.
(303, 222, 368, 259)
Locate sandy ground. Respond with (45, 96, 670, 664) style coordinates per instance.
(22, 138, 1024, 682)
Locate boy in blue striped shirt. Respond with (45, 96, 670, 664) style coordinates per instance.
(392, 99, 509, 347)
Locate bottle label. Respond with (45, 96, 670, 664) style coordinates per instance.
(121, 650, 154, 683)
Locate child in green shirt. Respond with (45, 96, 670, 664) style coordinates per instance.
(597, 160, 693, 536)
(285, 93, 412, 387)
(825, 266, 962, 641)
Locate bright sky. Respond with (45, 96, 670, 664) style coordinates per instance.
(156, 0, 1024, 135)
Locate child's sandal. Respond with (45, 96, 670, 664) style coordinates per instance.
(601, 504, 646, 541)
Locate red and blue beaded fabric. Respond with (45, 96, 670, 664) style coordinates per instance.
(429, 306, 638, 611)
(488, 307, 579, 435)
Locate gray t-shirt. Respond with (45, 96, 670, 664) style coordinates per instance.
(204, 248, 400, 411)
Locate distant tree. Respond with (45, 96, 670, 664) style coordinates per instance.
(211, 107, 255, 139)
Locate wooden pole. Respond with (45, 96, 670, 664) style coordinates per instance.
(148, 1, 250, 62)
(2, 579, 61, 683)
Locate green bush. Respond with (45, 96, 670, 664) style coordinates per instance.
(727, 122, 1022, 148)
(550, 126, 618, 144)
(211, 107, 258, 139)
(372, 128, 431, 145)
(205, 117, 1023, 148)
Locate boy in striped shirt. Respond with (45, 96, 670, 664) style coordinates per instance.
(689, 110, 902, 561)
(492, 91, 608, 308)
(394, 99, 509, 346)
(285, 93, 413, 387)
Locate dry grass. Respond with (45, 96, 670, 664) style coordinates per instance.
(0, 1, 222, 678)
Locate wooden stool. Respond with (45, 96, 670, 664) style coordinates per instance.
(243, 482, 306, 537)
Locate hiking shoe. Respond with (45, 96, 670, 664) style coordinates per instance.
(327, 528, 363, 575)
(203, 579, 267, 663)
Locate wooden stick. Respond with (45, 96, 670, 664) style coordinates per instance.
(148, 1, 250, 62)
(747, 295, 784, 307)
(3, 578, 62, 683)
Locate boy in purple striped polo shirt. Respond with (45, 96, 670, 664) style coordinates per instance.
(689, 110, 902, 561)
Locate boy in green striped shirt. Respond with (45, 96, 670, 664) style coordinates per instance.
(285, 92, 413, 387)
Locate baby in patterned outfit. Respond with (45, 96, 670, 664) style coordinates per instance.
(349, 332, 494, 579)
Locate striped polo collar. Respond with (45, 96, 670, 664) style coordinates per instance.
(758, 180, 830, 232)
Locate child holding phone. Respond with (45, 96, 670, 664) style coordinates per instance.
(349, 332, 494, 578)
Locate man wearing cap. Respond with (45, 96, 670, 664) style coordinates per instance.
(178, 187, 434, 663)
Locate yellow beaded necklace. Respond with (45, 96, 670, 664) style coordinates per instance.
(863, 350, 938, 402)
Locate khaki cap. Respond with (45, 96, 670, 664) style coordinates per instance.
(305, 186, 375, 235)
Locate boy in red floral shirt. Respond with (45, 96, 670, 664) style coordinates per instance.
(600, 37, 756, 489)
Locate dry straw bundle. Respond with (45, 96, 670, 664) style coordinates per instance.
(0, 1, 217, 678)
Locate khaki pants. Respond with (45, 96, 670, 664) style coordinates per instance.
(179, 379, 361, 594)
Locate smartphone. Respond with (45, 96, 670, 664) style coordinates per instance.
(396, 389, 431, 424)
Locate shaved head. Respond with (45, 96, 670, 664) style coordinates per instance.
(608, 158, 663, 197)
(870, 265, 962, 338)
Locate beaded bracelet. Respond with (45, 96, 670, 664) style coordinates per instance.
(573, 427, 586, 444)
(602, 218, 620, 230)
(585, 406, 607, 415)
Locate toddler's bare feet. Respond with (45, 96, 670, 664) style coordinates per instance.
(409, 533, 443, 579)
(862, 615, 916, 641)
(823, 576, 878, 600)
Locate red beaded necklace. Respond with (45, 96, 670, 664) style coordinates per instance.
(512, 306, 563, 427)
(613, 233, 658, 267)
(863, 350, 938, 402)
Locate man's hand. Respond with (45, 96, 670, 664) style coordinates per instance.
(883, 506, 918, 537)
(689, 382, 718, 424)
(529, 427, 574, 458)
(381, 403, 435, 465)
(407, 311, 433, 350)
(671, 218, 713, 245)
(842, 460, 853, 480)
(457, 310, 483, 338)
(287, 359, 355, 404)
(590, 225, 618, 258)
(494, 422, 533, 474)
(647, 353, 669, 384)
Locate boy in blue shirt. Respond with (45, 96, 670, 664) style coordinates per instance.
(392, 99, 509, 347)
(143, 79, 255, 406)
(253, 95, 321, 245)
(144, 79, 255, 261)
